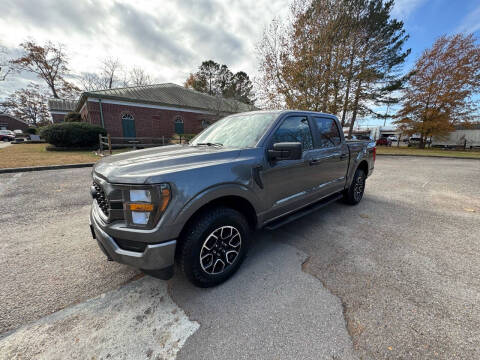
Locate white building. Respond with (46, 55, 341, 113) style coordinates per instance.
(432, 124, 480, 148)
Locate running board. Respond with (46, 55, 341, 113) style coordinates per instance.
(264, 193, 343, 231)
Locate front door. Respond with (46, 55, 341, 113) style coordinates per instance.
(261, 115, 320, 220)
(122, 115, 136, 137)
(175, 119, 184, 134)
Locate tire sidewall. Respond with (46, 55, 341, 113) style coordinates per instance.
(346, 168, 366, 205)
(182, 208, 250, 287)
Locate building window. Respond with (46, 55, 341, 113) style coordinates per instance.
(174, 115, 184, 134)
(202, 119, 211, 129)
(122, 113, 134, 122)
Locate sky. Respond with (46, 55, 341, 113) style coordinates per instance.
(0, 0, 479, 124)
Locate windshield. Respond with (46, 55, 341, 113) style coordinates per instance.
(190, 112, 278, 148)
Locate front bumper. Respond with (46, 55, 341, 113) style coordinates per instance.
(90, 207, 176, 272)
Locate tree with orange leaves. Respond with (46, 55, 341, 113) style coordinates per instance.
(394, 34, 480, 148)
(11, 41, 79, 99)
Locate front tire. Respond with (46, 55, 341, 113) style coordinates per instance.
(178, 207, 251, 287)
(344, 168, 366, 205)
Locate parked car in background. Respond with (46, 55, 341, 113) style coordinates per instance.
(408, 137, 431, 147)
(376, 137, 391, 146)
(90, 110, 376, 287)
(13, 129, 23, 135)
(0, 130, 15, 142)
(387, 135, 398, 142)
(356, 135, 373, 141)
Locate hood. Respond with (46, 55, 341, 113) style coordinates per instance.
(93, 144, 242, 184)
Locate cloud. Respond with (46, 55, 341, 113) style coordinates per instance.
(456, 5, 480, 33)
(0, 0, 288, 99)
(110, 3, 195, 66)
(0, 0, 110, 36)
(391, 0, 429, 19)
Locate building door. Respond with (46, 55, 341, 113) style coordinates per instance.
(174, 116, 184, 134)
(122, 114, 136, 137)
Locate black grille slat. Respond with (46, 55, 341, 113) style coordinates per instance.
(114, 238, 147, 252)
(93, 181, 110, 216)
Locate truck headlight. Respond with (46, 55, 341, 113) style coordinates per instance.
(130, 189, 151, 202)
(126, 184, 170, 228)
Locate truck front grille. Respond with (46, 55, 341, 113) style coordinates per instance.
(93, 181, 110, 216)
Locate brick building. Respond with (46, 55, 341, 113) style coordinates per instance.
(0, 113, 29, 132)
(74, 83, 255, 138)
(47, 99, 76, 123)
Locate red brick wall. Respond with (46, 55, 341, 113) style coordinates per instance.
(82, 101, 221, 138)
(0, 115, 29, 131)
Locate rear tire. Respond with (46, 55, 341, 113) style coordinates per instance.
(344, 168, 366, 205)
(178, 207, 251, 287)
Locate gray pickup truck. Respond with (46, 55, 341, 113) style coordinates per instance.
(90, 110, 375, 287)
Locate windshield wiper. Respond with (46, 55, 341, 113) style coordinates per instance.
(195, 142, 223, 148)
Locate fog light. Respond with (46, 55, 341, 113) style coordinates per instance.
(131, 211, 150, 225)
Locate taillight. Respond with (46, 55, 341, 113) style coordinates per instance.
(373, 147, 376, 162)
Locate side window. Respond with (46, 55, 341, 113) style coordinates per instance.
(271, 116, 313, 151)
(313, 117, 341, 148)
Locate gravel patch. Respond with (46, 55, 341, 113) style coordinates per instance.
(0, 168, 139, 335)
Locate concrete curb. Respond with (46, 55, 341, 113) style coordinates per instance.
(0, 163, 95, 174)
(377, 153, 480, 160)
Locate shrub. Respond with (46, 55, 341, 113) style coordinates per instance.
(26, 127, 37, 134)
(40, 122, 106, 148)
(64, 112, 82, 122)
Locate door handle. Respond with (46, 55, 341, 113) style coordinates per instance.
(340, 153, 348, 160)
(309, 159, 321, 166)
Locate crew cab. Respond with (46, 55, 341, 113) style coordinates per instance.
(90, 110, 375, 287)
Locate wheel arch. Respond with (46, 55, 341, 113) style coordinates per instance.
(357, 160, 368, 175)
(174, 186, 259, 246)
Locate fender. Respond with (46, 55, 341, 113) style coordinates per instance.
(345, 146, 369, 188)
(171, 182, 262, 234)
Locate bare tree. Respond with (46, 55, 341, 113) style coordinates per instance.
(1, 83, 50, 125)
(11, 41, 79, 98)
(101, 57, 120, 89)
(79, 72, 104, 91)
(129, 67, 152, 86)
(0, 45, 12, 81)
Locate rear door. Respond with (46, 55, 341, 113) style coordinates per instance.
(309, 116, 349, 196)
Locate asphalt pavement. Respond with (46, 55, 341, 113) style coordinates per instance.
(1, 156, 479, 359)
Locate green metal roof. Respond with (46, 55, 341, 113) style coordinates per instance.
(47, 99, 78, 112)
(75, 83, 256, 114)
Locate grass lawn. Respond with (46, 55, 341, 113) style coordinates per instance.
(0, 143, 126, 168)
(376, 146, 480, 159)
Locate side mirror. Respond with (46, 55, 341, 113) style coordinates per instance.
(268, 142, 302, 161)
